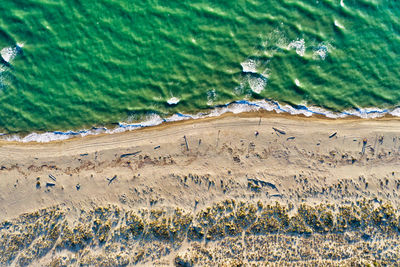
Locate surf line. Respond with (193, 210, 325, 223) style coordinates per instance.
(1, 98, 399, 143)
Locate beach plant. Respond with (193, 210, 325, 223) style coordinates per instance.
(125, 211, 145, 239)
(187, 225, 205, 241)
(2, 198, 400, 265)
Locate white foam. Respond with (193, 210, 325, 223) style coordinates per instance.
(7, 132, 74, 143)
(334, 20, 345, 29)
(294, 79, 301, 87)
(248, 76, 266, 94)
(118, 113, 164, 131)
(167, 113, 192, 122)
(240, 59, 258, 73)
(1, 43, 23, 63)
(233, 84, 245, 96)
(342, 107, 387, 119)
(1, 47, 17, 63)
(390, 108, 400, 117)
(167, 97, 180, 105)
(313, 43, 331, 60)
(288, 39, 305, 57)
(340, 0, 345, 7)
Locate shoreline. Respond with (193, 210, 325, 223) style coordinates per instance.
(2, 99, 400, 144)
(2, 108, 400, 147)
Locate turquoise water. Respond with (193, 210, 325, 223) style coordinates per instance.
(0, 0, 399, 137)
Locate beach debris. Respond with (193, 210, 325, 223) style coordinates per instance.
(378, 136, 384, 144)
(80, 153, 88, 156)
(247, 178, 277, 190)
(120, 151, 141, 158)
(272, 127, 286, 135)
(286, 136, 295, 141)
(248, 181, 261, 192)
(150, 197, 158, 206)
(107, 175, 117, 185)
(270, 194, 283, 198)
(49, 174, 56, 181)
(76, 184, 80, 191)
(216, 130, 220, 147)
(329, 132, 337, 138)
(362, 138, 367, 155)
(154, 145, 160, 150)
(46, 182, 55, 187)
(255, 131, 259, 137)
(183, 136, 189, 151)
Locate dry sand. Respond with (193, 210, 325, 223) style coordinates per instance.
(1, 112, 400, 266)
(1, 112, 400, 218)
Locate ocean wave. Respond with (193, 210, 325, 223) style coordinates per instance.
(1, 99, 399, 143)
(0, 43, 23, 88)
(334, 20, 345, 29)
(240, 59, 258, 73)
(167, 97, 180, 105)
(0, 44, 22, 63)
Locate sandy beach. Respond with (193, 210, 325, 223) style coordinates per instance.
(1, 112, 400, 266)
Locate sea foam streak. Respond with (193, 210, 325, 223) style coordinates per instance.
(2, 99, 400, 143)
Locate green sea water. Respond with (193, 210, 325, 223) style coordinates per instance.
(0, 0, 399, 135)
